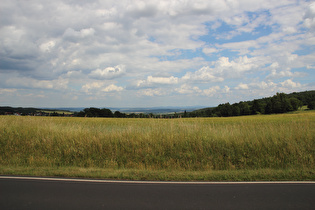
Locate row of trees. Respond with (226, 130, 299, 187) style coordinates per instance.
(0, 107, 71, 116)
(191, 91, 315, 118)
(76, 108, 114, 117)
(75, 108, 157, 118)
(75, 91, 315, 118)
(210, 94, 301, 117)
(76, 91, 314, 119)
(3, 91, 313, 118)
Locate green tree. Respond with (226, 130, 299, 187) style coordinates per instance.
(289, 98, 302, 111)
(114, 111, 125, 118)
(251, 99, 262, 114)
(265, 100, 273, 114)
(308, 101, 315, 110)
(216, 103, 233, 117)
(239, 102, 250, 115)
(232, 104, 241, 116)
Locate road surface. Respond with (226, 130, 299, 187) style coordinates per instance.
(0, 176, 314, 209)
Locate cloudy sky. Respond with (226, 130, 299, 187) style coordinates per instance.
(1, 0, 315, 108)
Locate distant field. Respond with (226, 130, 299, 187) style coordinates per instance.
(38, 110, 74, 115)
(0, 112, 314, 181)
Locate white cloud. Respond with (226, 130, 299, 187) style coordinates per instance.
(175, 84, 220, 97)
(304, 2, 315, 30)
(281, 79, 302, 88)
(82, 81, 123, 93)
(250, 81, 276, 90)
(202, 47, 219, 55)
(89, 65, 126, 79)
(222, 86, 230, 93)
(266, 69, 306, 79)
(101, 84, 124, 92)
(138, 88, 165, 96)
(176, 84, 202, 95)
(147, 76, 178, 84)
(208, 56, 261, 79)
(203, 86, 220, 96)
(235, 83, 249, 90)
(39, 40, 56, 52)
(229, 79, 305, 99)
(136, 76, 179, 88)
(81, 82, 98, 92)
(82, 82, 105, 93)
(182, 66, 224, 83)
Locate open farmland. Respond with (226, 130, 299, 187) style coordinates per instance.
(0, 112, 314, 181)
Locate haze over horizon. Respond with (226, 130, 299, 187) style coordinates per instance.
(1, 0, 315, 108)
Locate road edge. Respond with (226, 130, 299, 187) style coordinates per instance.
(1, 175, 315, 184)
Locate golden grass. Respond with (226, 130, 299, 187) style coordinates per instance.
(0, 112, 314, 180)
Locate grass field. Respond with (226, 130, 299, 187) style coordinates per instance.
(0, 112, 314, 181)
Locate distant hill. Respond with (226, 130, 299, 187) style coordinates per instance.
(110, 106, 205, 114)
(0, 106, 205, 116)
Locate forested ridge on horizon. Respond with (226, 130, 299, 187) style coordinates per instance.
(191, 90, 315, 117)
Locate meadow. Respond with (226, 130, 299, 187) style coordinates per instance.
(0, 112, 314, 181)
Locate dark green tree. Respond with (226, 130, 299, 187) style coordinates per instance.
(251, 99, 262, 114)
(114, 111, 125, 118)
(232, 104, 241, 116)
(308, 101, 315, 110)
(239, 102, 250, 115)
(289, 98, 302, 111)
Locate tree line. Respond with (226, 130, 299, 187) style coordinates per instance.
(1, 90, 314, 118)
(189, 91, 315, 117)
(74, 91, 315, 118)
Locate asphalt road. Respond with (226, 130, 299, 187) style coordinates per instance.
(0, 176, 314, 210)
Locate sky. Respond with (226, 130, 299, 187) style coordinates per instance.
(1, 0, 315, 108)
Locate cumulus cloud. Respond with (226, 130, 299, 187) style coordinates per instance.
(89, 65, 126, 79)
(175, 84, 220, 97)
(182, 66, 224, 83)
(229, 79, 304, 98)
(250, 81, 276, 90)
(235, 83, 249, 90)
(39, 40, 56, 53)
(136, 76, 179, 88)
(82, 82, 104, 93)
(303, 2, 315, 30)
(214, 56, 260, 75)
(138, 88, 165, 96)
(176, 84, 202, 95)
(281, 79, 302, 88)
(82, 81, 123, 93)
(101, 84, 124, 92)
(203, 86, 220, 96)
(266, 69, 307, 79)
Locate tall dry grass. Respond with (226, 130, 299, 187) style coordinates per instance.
(0, 112, 314, 172)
